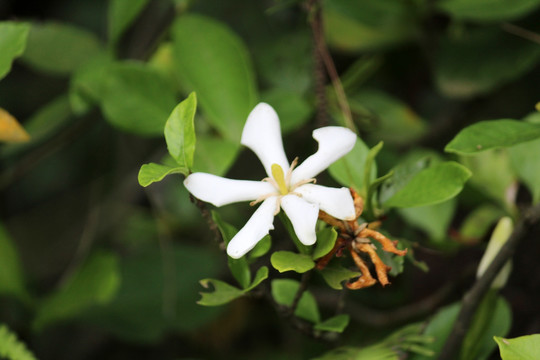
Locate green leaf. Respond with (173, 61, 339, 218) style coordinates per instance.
(21, 22, 103, 75)
(261, 89, 312, 134)
(33, 251, 121, 331)
(271, 251, 315, 273)
(138, 163, 188, 187)
(93, 62, 178, 135)
(458, 204, 505, 243)
(0, 324, 37, 360)
(314, 314, 350, 333)
(164, 92, 197, 168)
(476, 217, 513, 289)
(437, 0, 540, 22)
(323, 0, 418, 52)
(407, 302, 460, 360)
(0, 22, 29, 81)
(197, 279, 244, 307)
(0, 223, 29, 302)
(171, 14, 258, 141)
(244, 266, 269, 292)
(446, 119, 540, 155)
(350, 89, 426, 146)
(383, 162, 471, 208)
(191, 136, 239, 176)
(319, 265, 361, 290)
(248, 235, 272, 261)
(271, 279, 320, 323)
(108, 0, 150, 44)
(328, 136, 371, 192)
(434, 28, 540, 98)
(460, 292, 512, 360)
(313, 344, 399, 360)
(509, 136, 540, 204)
(211, 211, 251, 289)
(312, 228, 338, 260)
(495, 334, 540, 360)
(398, 199, 456, 243)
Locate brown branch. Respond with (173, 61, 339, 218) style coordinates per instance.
(501, 22, 540, 45)
(305, 0, 355, 131)
(437, 202, 540, 360)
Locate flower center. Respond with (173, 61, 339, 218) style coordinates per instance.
(271, 163, 289, 195)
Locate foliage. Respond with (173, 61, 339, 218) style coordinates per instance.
(1, 0, 539, 358)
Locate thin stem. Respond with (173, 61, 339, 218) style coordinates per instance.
(189, 194, 223, 247)
(437, 202, 540, 360)
(289, 270, 312, 315)
(306, 0, 355, 132)
(501, 22, 540, 45)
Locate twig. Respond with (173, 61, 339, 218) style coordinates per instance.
(501, 22, 540, 45)
(305, 0, 355, 132)
(189, 194, 223, 247)
(289, 270, 312, 315)
(437, 202, 540, 360)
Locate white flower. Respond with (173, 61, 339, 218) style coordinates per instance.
(184, 103, 357, 259)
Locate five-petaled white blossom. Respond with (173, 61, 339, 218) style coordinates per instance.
(184, 103, 357, 259)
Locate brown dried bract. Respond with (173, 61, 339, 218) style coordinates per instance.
(317, 188, 407, 289)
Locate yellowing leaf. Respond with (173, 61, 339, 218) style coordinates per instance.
(0, 108, 30, 143)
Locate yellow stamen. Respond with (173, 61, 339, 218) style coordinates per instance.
(271, 163, 289, 195)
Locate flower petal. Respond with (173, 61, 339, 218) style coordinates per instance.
(281, 195, 318, 246)
(241, 103, 289, 177)
(227, 196, 278, 259)
(295, 184, 356, 220)
(291, 126, 356, 184)
(184, 173, 275, 207)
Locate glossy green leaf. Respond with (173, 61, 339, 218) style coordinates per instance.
(164, 92, 197, 168)
(244, 266, 269, 292)
(138, 163, 188, 187)
(312, 228, 338, 260)
(323, 0, 418, 52)
(435, 28, 540, 98)
(446, 120, 540, 155)
(261, 89, 312, 134)
(171, 14, 257, 141)
(460, 292, 512, 360)
(248, 235, 271, 261)
(93, 62, 177, 135)
(0, 22, 29, 81)
(350, 89, 426, 145)
(314, 314, 350, 333)
(21, 22, 103, 75)
(191, 136, 239, 176)
(0, 223, 29, 302)
(379, 150, 437, 205)
(495, 334, 540, 360)
(398, 199, 456, 243)
(197, 279, 244, 307)
(319, 265, 361, 290)
(328, 136, 371, 192)
(211, 211, 251, 289)
(108, 0, 149, 44)
(271, 279, 320, 323)
(437, 0, 540, 22)
(270, 251, 315, 273)
(34, 251, 120, 331)
(509, 135, 540, 204)
(383, 162, 471, 208)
